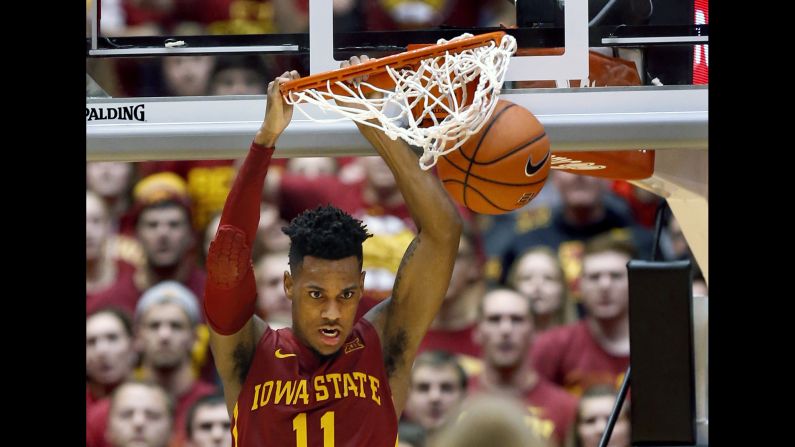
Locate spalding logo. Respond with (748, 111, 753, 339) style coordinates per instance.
(86, 104, 145, 122)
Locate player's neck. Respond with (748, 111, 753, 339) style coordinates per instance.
(587, 315, 630, 355)
(290, 327, 337, 362)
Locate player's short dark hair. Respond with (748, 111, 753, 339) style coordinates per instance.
(185, 393, 227, 439)
(282, 205, 371, 273)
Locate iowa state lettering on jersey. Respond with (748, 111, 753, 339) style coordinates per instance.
(250, 372, 383, 411)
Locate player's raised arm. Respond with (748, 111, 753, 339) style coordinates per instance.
(342, 56, 464, 415)
(204, 70, 299, 415)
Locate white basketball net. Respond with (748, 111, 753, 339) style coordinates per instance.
(285, 33, 518, 170)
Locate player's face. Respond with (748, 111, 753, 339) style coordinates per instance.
(577, 395, 631, 447)
(137, 207, 193, 268)
(86, 313, 134, 385)
(285, 255, 364, 356)
(405, 365, 465, 430)
(108, 384, 172, 447)
(188, 403, 232, 447)
(475, 290, 533, 368)
(137, 302, 196, 369)
(512, 251, 564, 318)
(581, 251, 630, 321)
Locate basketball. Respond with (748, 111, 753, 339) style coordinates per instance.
(436, 99, 551, 214)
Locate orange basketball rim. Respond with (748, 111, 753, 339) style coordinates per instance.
(279, 32, 508, 98)
(277, 31, 518, 171)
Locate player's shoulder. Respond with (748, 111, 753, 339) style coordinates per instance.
(257, 324, 292, 353)
(270, 325, 296, 343)
(348, 318, 379, 351)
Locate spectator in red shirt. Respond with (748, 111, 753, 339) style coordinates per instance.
(530, 232, 633, 396)
(471, 288, 577, 447)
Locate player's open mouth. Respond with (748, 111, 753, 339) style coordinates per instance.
(319, 328, 341, 345)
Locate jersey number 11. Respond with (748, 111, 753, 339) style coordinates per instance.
(293, 411, 335, 446)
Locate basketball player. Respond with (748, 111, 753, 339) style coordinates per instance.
(204, 59, 463, 445)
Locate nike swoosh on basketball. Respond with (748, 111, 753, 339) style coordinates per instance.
(275, 349, 296, 359)
(525, 150, 550, 176)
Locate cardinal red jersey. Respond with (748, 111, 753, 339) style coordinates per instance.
(232, 318, 398, 447)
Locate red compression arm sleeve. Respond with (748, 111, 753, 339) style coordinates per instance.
(204, 142, 274, 335)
